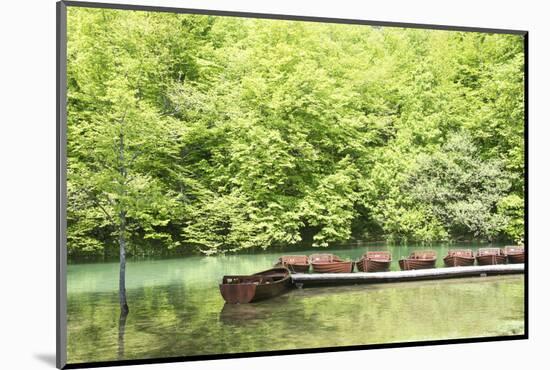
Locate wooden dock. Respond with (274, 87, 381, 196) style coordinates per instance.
(290, 264, 524, 287)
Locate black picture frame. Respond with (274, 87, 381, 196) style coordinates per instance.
(56, 1, 528, 368)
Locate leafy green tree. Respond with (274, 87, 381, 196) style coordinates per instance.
(404, 132, 512, 241)
(67, 8, 213, 312)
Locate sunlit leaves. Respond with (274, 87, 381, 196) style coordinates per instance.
(67, 8, 525, 256)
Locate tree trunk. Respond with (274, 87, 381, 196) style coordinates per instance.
(119, 210, 129, 314)
(118, 131, 129, 314)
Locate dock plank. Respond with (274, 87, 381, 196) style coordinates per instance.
(291, 264, 524, 286)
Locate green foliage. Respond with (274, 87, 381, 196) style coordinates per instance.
(497, 194, 525, 243)
(67, 9, 207, 256)
(67, 8, 525, 256)
(404, 133, 512, 241)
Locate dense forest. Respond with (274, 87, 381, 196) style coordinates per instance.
(67, 8, 525, 258)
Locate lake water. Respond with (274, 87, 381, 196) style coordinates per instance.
(67, 244, 525, 364)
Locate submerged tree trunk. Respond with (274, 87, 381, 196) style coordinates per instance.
(119, 210, 129, 314)
(117, 309, 128, 359)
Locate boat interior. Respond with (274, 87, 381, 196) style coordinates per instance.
(447, 249, 474, 257)
(409, 251, 437, 259)
(280, 256, 309, 264)
(222, 274, 287, 285)
(477, 248, 504, 256)
(309, 254, 338, 263)
(364, 251, 391, 260)
(504, 246, 524, 255)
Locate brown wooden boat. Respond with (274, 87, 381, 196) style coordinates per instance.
(355, 251, 392, 272)
(219, 267, 291, 304)
(399, 250, 437, 270)
(310, 253, 353, 273)
(275, 255, 310, 273)
(475, 248, 506, 265)
(443, 249, 475, 267)
(504, 245, 524, 264)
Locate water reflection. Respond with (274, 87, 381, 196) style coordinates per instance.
(67, 244, 524, 364)
(117, 311, 128, 360)
(219, 303, 272, 324)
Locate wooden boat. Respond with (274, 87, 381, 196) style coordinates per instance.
(310, 253, 353, 273)
(443, 249, 475, 267)
(399, 250, 437, 270)
(355, 251, 392, 272)
(275, 255, 310, 273)
(476, 248, 506, 265)
(504, 245, 525, 264)
(219, 267, 291, 304)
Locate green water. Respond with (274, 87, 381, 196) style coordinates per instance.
(67, 245, 524, 364)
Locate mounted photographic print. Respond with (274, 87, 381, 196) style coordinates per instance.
(56, 1, 527, 368)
